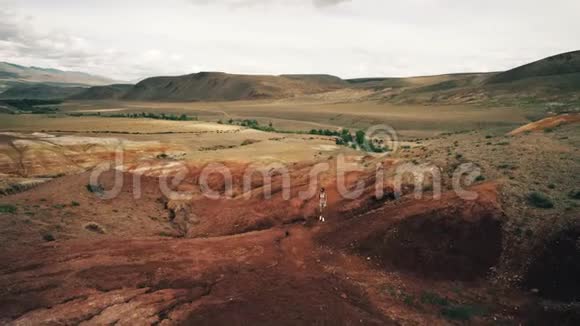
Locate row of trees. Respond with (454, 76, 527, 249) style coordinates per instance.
(0, 99, 62, 114)
(219, 119, 387, 153)
(310, 128, 386, 153)
(219, 119, 275, 132)
(108, 112, 197, 121)
(334, 129, 387, 153)
(68, 112, 198, 121)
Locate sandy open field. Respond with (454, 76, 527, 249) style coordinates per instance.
(53, 99, 541, 138)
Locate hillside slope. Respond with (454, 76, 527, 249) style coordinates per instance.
(378, 51, 580, 105)
(69, 84, 133, 100)
(280, 74, 347, 86)
(0, 84, 85, 100)
(122, 72, 346, 101)
(348, 73, 493, 90)
(486, 50, 580, 84)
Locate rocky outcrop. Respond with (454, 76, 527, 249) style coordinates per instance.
(165, 199, 199, 237)
(508, 113, 580, 136)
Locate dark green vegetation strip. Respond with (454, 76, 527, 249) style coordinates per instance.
(0, 99, 62, 114)
(0, 204, 17, 214)
(220, 119, 387, 153)
(68, 112, 198, 121)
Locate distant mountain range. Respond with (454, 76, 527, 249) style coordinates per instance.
(0, 62, 118, 98)
(0, 62, 116, 86)
(1, 50, 579, 105)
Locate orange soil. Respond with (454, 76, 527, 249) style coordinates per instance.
(508, 113, 580, 136)
(0, 177, 533, 325)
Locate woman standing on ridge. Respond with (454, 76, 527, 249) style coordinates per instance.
(319, 187, 327, 222)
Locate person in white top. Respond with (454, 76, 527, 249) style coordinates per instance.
(319, 187, 327, 222)
(375, 161, 385, 200)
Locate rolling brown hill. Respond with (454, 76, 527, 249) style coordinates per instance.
(379, 51, 580, 105)
(122, 72, 346, 101)
(0, 84, 86, 100)
(486, 50, 580, 84)
(69, 84, 134, 100)
(347, 72, 494, 90)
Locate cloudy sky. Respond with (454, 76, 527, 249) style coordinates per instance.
(1, 0, 579, 81)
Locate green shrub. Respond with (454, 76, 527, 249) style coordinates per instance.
(402, 294, 416, 306)
(355, 130, 366, 146)
(527, 192, 554, 209)
(71, 201, 80, 207)
(86, 184, 104, 194)
(340, 129, 353, 143)
(475, 175, 486, 182)
(310, 128, 341, 137)
(441, 305, 486, 321)
(241, 139, 259, 146)
(369, 141, 386, 153)
(420, 292, 450, 306)
(157, 231, 177, 238)
(42, 232, 55, 242)
(525, 229, 534, 238)
(568, 190, 580, 200)
(0, 204, 17, 214)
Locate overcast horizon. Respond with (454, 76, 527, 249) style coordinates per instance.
(1, 0, 579, 81)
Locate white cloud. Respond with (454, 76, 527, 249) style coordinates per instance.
(186, 0, 350, 8)
(0, 0, 578, 81)
(313, 0, 349, 7)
